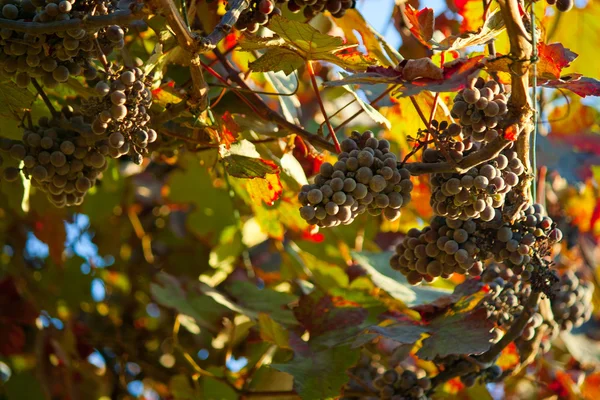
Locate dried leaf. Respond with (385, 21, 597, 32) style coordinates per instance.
(404, 5, 435, 47)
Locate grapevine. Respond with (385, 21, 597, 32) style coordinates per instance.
(0, 0, 597, 399)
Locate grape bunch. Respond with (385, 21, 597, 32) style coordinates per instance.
(546, 0, 573, 12)
(486, 203, 562, 276)
(550, 270, 594, 332)
(0, 0, 128, 88)
(298, 131, 413, 228)
(451, 78, 508, 143)
(390, 217, 486, 284)
(82, 67, 155, 164)
(428, 147, 523, 221)
(282, 0, 356, 19)
(343, 357, 431, 400)
(479, 265, 546, 342)
(460, 365, 503, 387)
(1, 115, 108, 207)
(235, 0, 281, 33)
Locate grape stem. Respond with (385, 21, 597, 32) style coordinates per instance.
(199, 0, 250, 52)
(307, 61, 341, 153)
(213, 49, 338, 152)
(0, 8, 144, 34)
(31, 78, 59, 118)
(403, 136, 511, 175)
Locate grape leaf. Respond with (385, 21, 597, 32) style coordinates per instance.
(0, 80, 35, 121)
(325, 56, 485, 97)
(246, 173, 283, 206)
(31, 210, 67, 266)
(227, 281, 298, 325)
(170, 375, 198, 400)
(417, 308, 495, 360)
(293, 291, 368, 337)
(248, 47, 305, 75)
(334, 9, 402, 67)
(271, 346, 360, 400)
(364, 322, 429, 345)
(258, 313, 291, 349)
(435, 9, 505, 51)
(351, 251, 451, 306)
(404, 5, 435, 48)
(220, 140, 280, 179)
(150, 272, 229, 332)
(239, 15, 375, 74)
(542, 74, 600, 98)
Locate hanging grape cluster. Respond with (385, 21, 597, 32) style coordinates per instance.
(390, 202, 563, 284)
(390, 217, 485, 285)
(550, 270, 594, 332)
(1, 115, 109, 206)
(450, 78, 509, 143)
(427, 145, 523, 221)
(235, 0, 355, 32)
(546, 0, 573, 13)
(0, 0, 129, 88)
(485, 203, 562, 277)
(342, 355, 431, 400)
(81, 67, 155, 164)
(298, 131, 413, 227)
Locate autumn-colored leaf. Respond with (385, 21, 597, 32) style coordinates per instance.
(542, 74, 600, 98)
(238, 15, 374, 75)
(219, 112, 239, 149)
(32, 210, 66, 266)
(404, 5, 434, 47)
(496, 342, 520, 370)
(220, 140, 280, 179)
(334, 9, 402, 67)
(436, 9, 505, 51)
(294, 292, 368, 337)
(453, 0, 486, 32)
(246, 173, 283, 206)
(537, 43, 578, 79)
(417, 308, 495, 360)
(327, 56, 485, 98)
(582, 372, 600, 400)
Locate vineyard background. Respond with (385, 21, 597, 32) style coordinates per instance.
(1, 0, 600, 399)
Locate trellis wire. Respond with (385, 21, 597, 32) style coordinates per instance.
(531, 7, 538, 204)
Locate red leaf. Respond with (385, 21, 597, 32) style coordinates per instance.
(0, 324, 26, 356)
(294, 292, 368, 337)
(220, 112, 239, 149)
(0, 277, 38, 325)
(404, 5, 435, 47)
(537, 43, 578, 79)
(543, 74, 600, 98)
(32, 211, 66, 266)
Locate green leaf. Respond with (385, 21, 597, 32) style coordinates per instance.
(0, 80, 35, 121)
(220, 140, 280, 179)
(168, 153, 236, 240)
(169, 375, 198, 400)
(272, 346, 360, 400)
(417, 308, 494, 360)
(150, 272, 228, 333)
(209, 226, 243, 270)
(4, 371, 46, 400)
(228, 281, 298, 325)
(351, 251, 451, 306)
(365, 322, 429, 345)
(249, 47, 304, 75)
(258, 312, 291, 349)
(240, 15, 374, 73)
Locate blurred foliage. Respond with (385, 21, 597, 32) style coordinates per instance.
(1, 0, 600, 399)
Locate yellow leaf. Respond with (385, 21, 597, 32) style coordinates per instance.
(246, 173, 283, 206)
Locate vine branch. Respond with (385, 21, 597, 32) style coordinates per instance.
(0, 8, 144, 33)
(213, 49, 337, 152)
